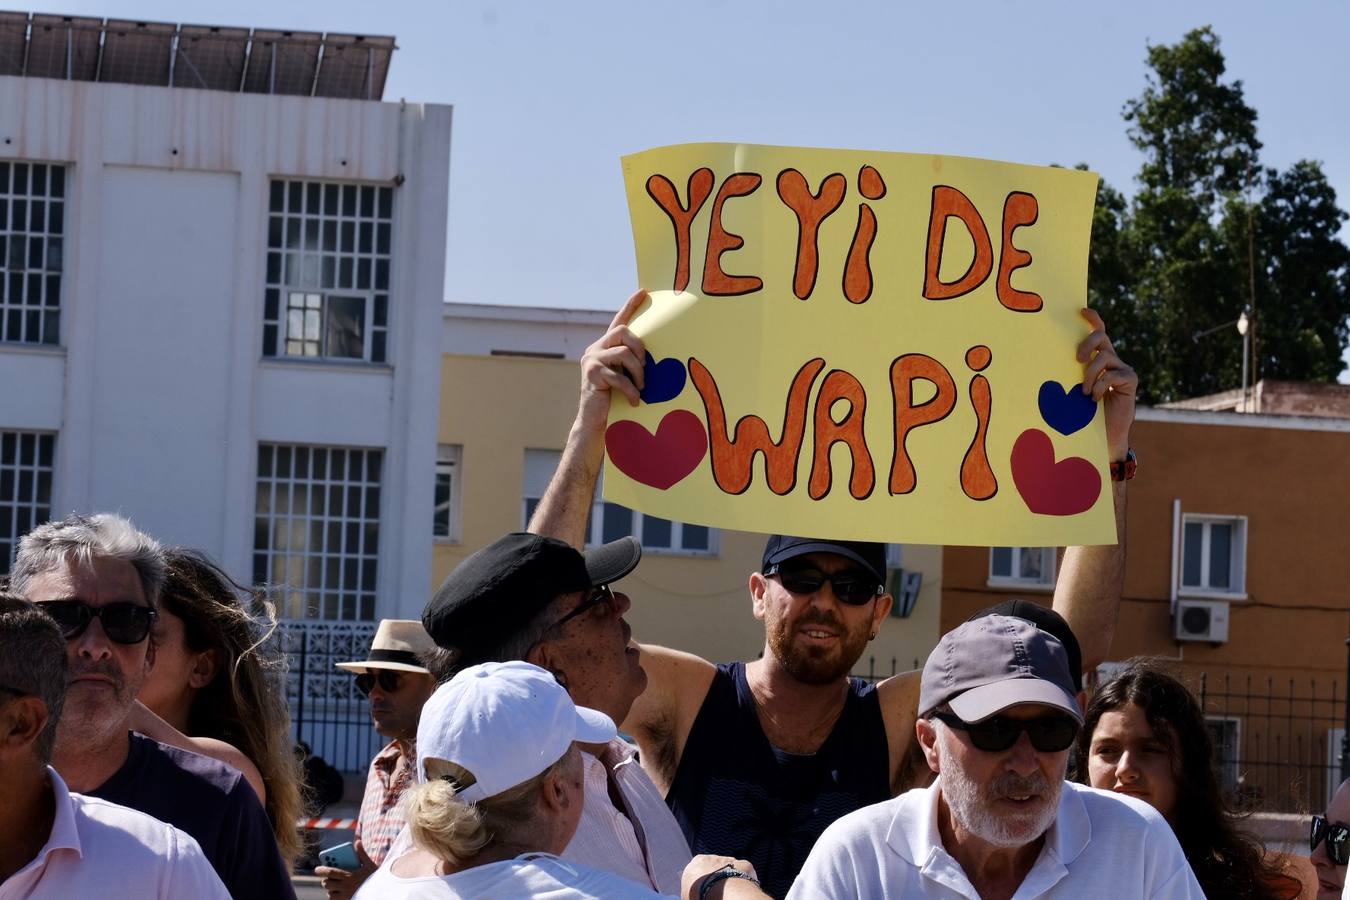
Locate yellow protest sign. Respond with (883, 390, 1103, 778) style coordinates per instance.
(604, 142, 1113, 546)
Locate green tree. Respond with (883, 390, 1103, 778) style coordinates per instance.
(1122, 26, 1260, 403)
(1091, 27, 1350, 403)
(1245, 161, 1350, 382)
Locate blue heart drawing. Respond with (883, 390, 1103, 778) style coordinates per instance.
(640, 352, 687, 404)
(1038, 380, 1097, 436)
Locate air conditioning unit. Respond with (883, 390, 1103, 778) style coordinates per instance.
(1174, 599, 1230, 643)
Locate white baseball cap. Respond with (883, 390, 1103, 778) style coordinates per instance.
(416, 660, 617, 802)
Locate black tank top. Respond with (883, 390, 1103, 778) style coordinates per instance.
(665, 662, 891, 899)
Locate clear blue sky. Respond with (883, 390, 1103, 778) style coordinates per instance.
(24, 0, 1350, 319)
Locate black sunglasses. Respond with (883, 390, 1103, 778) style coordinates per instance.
(548, 585, 616, 632)
(0, 683, 28, 697)
(1312, 815, 1350, 865)
(41, 600, 156, 645)
(930, 711, 1080, 753)
(354, 669, 404, 696)
(764, 563, 883, 606)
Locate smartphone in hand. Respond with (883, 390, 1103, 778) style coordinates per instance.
(318, 841, 361, 871)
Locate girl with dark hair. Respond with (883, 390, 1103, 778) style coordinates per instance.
(1076, 660, 1304, 899)
(137, 548, 306, 869)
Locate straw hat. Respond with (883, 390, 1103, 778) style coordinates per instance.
(335, 619, 436, 674)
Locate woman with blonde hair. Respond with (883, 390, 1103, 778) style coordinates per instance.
(357, 661, 765, 899)
(136, 548, 305, 869)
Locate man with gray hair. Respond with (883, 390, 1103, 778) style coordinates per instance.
(788, 615, 1205, 899)
(0, 594, 229, 897)
(11, 513, 296, 900)
(419, 532, 693, 894)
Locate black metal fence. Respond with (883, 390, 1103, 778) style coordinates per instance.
(283, 620, 384, 773)
(1196, 671, 1345, 815)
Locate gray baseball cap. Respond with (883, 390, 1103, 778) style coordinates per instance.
(919, 614, 1082, 723)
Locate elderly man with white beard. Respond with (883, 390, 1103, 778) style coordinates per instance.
(788, 615, 1205, 899)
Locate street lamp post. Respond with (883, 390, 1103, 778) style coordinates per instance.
(1191, 311, 1254, 411)
(1237, 311, 1250, 412)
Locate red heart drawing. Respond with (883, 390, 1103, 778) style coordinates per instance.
(1010, 428, 1102, 516)
(605, 410, 708, 490)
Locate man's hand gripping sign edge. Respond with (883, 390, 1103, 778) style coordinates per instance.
(601, 142, 1135, 546)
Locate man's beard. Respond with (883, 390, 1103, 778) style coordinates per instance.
(765, 606, 870, 685)
(58, 660, 138, 747)
(938, 728, 1063, 848)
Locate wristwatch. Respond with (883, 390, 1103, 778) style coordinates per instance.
(1110, 448, 1137, 482)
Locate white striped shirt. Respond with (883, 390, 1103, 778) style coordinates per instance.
(562, 740, 691, 895)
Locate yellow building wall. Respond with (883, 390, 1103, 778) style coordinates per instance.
(435, 353, 944, 676)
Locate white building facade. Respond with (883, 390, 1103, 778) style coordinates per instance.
(0, 15, 451, 764)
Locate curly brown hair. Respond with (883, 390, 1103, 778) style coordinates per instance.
(1075, 661, 1302, 900)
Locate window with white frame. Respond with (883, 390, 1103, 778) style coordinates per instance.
(0, 430, 55, 574)
(433, 444, 462, 542)
(522, 449, 716, 555)
(253, 443, 383, 621)
(989, 547, 1057, 587)
(0, 162, 64, 345)
(1180, 514, 1246, 595)
(261, 180, 392, 363)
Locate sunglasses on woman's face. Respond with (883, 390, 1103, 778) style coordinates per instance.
(354, 669, 404, 697)
(930, 711, 1080, 753)
(1311, 814, 1350, 865)
(764, 562, 883, 606)
(40, 600, 156, 645)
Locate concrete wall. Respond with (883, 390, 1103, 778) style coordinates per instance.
(0, 74, 451, 620)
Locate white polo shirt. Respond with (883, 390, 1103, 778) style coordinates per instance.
(0, 768, 229, 900)
(788, 779, 1204, 899)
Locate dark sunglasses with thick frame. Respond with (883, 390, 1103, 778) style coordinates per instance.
(354, 669, 405, 697)
(1311, 814, 1350, 865)
(41, 600, 156, 645)
(547, 584, 617, 632)
(930, 710, 1080, 753)
(764, 562, 883, 606)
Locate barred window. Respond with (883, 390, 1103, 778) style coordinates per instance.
(253, 443, 382, 621)
(262, 180, 392, 363)
(0, 162, 64, 345)
(433, 444, 462, 541)
(989, 547, 1057, 588)
(0, 430, 55, 574)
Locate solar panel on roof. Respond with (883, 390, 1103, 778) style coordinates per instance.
(173, 24, 248, 91)
(25, 14, 100, 81)
(242, 28, 320, 96)
(2, 11, 396, 99)
(0, 12, 28, 76)
(98, 19, 175, 86)
(313, 33, 394, 101)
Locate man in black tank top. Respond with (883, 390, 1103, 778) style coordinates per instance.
(527, 290, 1137, 894)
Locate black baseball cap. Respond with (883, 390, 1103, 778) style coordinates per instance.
(971, 599, 1084, 692)
(422, 533, 641, 666)
(761, 535, 888, 582)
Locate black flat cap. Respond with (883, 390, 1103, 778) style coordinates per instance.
(422, 532, 641, 666)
